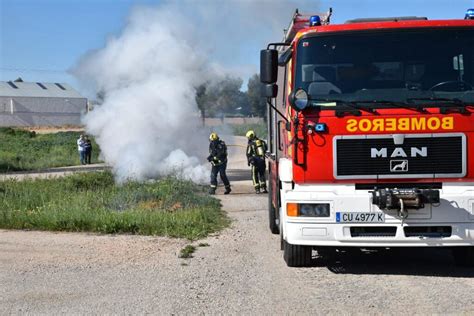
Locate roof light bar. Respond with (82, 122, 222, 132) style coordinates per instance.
(309, 15, 321, 26)
(465, 8, 474, 20)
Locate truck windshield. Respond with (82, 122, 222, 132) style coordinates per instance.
(295, 29, 474, 107)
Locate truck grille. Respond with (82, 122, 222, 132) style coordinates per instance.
(334, 133, 466, 179)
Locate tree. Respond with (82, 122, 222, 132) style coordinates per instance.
(247, 74, 266, 118)
(195, 76, 248, 118)
(96, 90, 106, 105)
(211, 76, 246, 116)
(195, 84, 207, 126)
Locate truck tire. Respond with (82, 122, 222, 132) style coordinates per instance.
(283, 240, 312, 267)
(268, 182, 279, 234)
(280, 223, 284, 250)
(452, 247, 474, 266)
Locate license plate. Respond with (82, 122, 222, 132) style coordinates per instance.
(336, 212, 385, 223)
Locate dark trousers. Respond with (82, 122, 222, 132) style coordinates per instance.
(210, 162, 230, 189)
(251, 158, 266, 190)
(85, 149, 92, 164)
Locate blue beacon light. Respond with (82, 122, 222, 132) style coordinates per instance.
(309, 15, 322, 26)
(315, 123, 327, 132)
(466, 8, 474, 19)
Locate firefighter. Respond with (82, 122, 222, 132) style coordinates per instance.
(207, 132, 231, 195)
(246, 130, 268, 194)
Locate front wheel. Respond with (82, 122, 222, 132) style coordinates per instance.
(452, 247, 474, 266)
(283, 240, 312, 267)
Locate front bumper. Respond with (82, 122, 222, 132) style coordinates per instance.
(281, 183, 474, 247)
(285, 222, 474, 247)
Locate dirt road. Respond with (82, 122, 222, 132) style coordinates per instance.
(1, 136, 474, 314)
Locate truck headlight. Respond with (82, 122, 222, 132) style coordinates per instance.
(287, 203, 330, 217)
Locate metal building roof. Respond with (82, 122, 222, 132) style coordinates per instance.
(0, 81, 85, 98)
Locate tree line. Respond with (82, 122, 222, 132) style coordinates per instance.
(95, 74, 266, 118)
(195, 74, 266, 119)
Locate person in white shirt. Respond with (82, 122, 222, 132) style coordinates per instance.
(77, 134, 86, 165)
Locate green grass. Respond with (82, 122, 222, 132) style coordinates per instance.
(0, 171, 229, 240)
(179, 245, 197, 258)
(230, 123, 267, 139)
(0, 127, 100, 172)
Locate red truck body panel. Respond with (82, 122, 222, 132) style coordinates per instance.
(281, 18, 474, 185)
(293, 109, 474, 184)
(297, 19, 474, 36)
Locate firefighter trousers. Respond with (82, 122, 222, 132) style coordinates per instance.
(210, 162, 230, 189)
(251, 158, 266, 191)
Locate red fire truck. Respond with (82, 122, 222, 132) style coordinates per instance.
(260, 9, 474, 267)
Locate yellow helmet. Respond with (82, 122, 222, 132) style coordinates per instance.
(246, 130, 255, 139)
(209, 132, 219, 141)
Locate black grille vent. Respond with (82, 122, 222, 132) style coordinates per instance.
(404, 226, 452, 238)
(350, 226, 397, 237)
(334, 134, 465, 179)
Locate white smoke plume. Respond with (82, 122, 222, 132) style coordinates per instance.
(74, 0, 317, 183)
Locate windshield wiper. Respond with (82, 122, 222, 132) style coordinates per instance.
(407, 97, 471, 114)
(312, 99, 376, 116)
(355, 100, 427, 113)
(407, 97, 465, 105)
(312, 99, 426, 117)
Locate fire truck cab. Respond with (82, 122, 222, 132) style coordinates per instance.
(261, 9, 474, 267)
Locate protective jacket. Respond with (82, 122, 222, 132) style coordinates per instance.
(246, 138, 267, 165)
(246, 137, 267, 192)
(208, 139, 228, 166)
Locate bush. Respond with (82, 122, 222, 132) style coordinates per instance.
(0, 129, 101, 172)
(230, 123, 267, 139)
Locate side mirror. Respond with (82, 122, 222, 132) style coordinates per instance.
(288, 88, 309, 111)
(261, 84, 278, 98)
(260, 49, 278, 84)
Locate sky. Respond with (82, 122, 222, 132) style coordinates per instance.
(1, 0, 473, 97)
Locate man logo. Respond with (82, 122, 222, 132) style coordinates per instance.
(390, 160, 408, 172)
(371, 147, 427, 158)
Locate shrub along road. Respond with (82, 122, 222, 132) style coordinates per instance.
(0, 128, 100, 173)
(0, 163, 108, 181)
(1, 136, 473, 314)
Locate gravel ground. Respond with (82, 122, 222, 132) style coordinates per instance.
(1, 136, 474, 314)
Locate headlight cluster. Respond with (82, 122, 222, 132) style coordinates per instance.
(287, 203, 330, 217)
